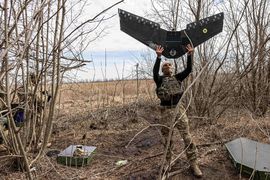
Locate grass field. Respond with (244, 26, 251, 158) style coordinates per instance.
(58, 79, 156, 112)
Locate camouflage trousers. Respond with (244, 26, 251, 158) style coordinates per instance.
(159, 105, 198, 163)
(0, 118, 8, 144)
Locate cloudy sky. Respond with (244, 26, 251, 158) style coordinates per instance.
(68, 0, 154, 81)
(89, 0, 152, 51)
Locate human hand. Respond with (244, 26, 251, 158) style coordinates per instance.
(186, 44, 194, 55)
(156, 45, 164, 57)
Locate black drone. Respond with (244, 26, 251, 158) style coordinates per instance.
(118, 9, 224, 59)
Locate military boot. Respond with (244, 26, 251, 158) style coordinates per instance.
(190, 161, 202, 178)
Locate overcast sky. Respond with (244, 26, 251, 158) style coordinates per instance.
(68, 0, 154, 81)
(88, 0, 152, 52)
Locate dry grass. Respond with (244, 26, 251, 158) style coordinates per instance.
(58, 79, 156, 113)
(1, 79, 269, 180)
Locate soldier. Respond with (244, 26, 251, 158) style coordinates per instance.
(153, 44, 202, 177)
(17, 73, 51, 115)
(16, 73, 52, 147)
(0, 117, 8, 144)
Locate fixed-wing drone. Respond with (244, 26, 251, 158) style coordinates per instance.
(118, 9, 224, 59)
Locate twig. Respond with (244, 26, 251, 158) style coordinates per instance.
(63, 0, 124, 42)
(0, 154, 23, 159)
(167, 166, 189, 178)
(162, 142, 191, 180)
(139, 152, 163, 161)
(197, 140, 229, 147)
(200, 148, 217, 158)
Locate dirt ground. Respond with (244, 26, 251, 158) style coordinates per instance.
(1, 88, 269, 179)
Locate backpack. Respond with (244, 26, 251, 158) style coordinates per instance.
(156, 76, 182, 101)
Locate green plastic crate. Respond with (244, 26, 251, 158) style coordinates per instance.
(57, 145, 96, 167)
(225, 137, 270, 180)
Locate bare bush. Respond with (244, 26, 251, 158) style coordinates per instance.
(0, 0, 123, 179)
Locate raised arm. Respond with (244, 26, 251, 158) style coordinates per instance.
(153, 45, 163, 84)
(175, 44, 194, 81)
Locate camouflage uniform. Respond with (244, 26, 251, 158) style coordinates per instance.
(17, 74, 50, 114)
(159, 104, 198, 163)
(15, 74, 51, 129)
(0, 117, 8, 144)
(154, 46, 202, 177)
(153, 55, 199, 163)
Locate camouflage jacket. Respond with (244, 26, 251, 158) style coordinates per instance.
(17, 83, 51, 113)
(153, 55, 192, 106)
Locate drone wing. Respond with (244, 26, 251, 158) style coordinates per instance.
(118, 9, 167, 50)
(185, 12, 224, 47)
